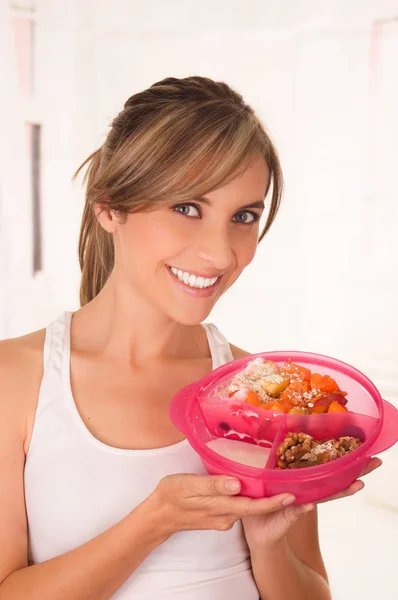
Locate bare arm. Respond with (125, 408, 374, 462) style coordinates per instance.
(250, 509, 331, 600)
(0, 337, 170, 600)
(251, 541, 331, 600)
(0, 501, 167, 600)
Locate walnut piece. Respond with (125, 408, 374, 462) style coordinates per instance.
(276, 432, 362, 469)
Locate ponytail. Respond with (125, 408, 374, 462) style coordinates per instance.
(75, 149, 115, 306)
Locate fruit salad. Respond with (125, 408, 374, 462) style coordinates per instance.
(226, 357, 349, 415)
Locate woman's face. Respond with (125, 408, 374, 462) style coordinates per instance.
(109, 155, 270, 324)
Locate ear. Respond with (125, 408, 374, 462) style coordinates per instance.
(94, 203, 119, 233)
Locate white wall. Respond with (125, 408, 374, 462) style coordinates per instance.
(2, 0, 398, 598)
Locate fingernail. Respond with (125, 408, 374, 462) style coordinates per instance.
(282, 495, 296, 506)
(225, 479, 241, 493)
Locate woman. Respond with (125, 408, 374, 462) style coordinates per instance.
(0, 76, 380, 599)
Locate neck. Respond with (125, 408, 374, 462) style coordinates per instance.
(71, 271, 208, 365)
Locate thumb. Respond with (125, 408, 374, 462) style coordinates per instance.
(283, 503, 314, 526)
(265, 503, 315, 543)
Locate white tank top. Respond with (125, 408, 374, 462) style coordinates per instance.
(24, 312, 260, 599)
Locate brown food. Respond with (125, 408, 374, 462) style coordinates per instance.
(276, 432, 362, 469)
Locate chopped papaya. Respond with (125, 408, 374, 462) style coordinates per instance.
(328, 400, 348, 413)
(244, 390, 262, 407)
(280, 379, 310, 407)
(282, 361, 311, 382)
(262, 401, 285, 413)
(310, 373, 340, 393)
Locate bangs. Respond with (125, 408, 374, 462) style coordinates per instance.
(100, 103, 270, 212)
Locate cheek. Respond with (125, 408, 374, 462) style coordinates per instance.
(234, 233, 259, 267)
(116, 215, 189, 270)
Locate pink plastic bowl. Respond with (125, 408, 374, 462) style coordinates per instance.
(170, 351, 398, 504)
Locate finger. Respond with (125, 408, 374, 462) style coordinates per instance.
(319, 479, 365, 502)
(232, 493, 297, 517)
(361, 457, 382, 477)
(186, 475, 243, 497)
(285, 503, 315, 520)
(319, 457, 382, 503)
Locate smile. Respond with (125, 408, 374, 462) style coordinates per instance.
(169, 266, 219, 289)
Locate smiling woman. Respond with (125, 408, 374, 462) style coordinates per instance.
(87, 151, 270, 326)
(75, 76, 282, 308)
(0, 76, 337, 600)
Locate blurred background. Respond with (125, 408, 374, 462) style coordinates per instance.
(1, 0, 397, 597)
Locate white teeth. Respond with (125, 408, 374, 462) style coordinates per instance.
(169, 267, 219, 289)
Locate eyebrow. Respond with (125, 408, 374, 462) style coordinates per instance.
(193, 196, 265, 211)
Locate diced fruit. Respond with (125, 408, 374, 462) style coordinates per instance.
(288, 407, 311, 415)
(226, 358, 350, 417)
(280, 379, 310, 407)
(244, 390, 262, 407)
(311, 394, 333, 413)
(328, 400, 348, 413)
(326, 392, 348, 407)
(310, 391, 348, 414)
(310, 373, 340, 393)
(260, 374, 290, 397)
(262, 401, 285, 414)
(312, 393, 324, 403)
(282, 361, 311, 382)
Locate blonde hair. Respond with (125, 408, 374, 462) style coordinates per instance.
(75, 76, 283, 306)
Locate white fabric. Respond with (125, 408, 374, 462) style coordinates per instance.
(24, 312, 259, 599)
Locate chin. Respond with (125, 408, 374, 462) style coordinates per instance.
(166, 305, 214, 326)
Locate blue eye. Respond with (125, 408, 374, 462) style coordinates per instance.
(232, 211, 259, 224)
(173, 204, 201, 218)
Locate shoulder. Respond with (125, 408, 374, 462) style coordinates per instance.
(0, 329, 46, 434)
(0, 328, 45, 375)
(229, 344, 252, 360)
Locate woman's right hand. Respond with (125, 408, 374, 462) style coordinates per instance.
(145, 473, 296, 540)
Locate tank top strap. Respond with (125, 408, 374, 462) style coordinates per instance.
(34, 311, 72, 419)
(203, 323, 234, 369)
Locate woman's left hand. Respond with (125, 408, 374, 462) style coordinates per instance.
(241, 456, 382, 551)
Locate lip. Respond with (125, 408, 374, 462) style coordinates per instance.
(166, 266, 222, 298)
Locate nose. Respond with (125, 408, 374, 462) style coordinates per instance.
(196, 226, 233, 272)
